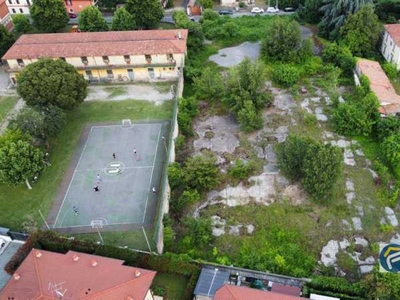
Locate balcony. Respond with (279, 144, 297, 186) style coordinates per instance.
(75, 60, 177, 70)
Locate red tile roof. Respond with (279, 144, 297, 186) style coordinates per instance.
(357, 58, 400, 114)
(214, 285, 303, 300)
(384, 24, 400, 47)
(2, 29, 188, 60)
(0, 249, 156, 299)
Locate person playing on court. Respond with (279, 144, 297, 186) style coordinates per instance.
(133, 147, 137, 154)
(152, 187, 157, 193)
(112, 152, 116, 159)
(73, 206, 79, 216)
(94, 185, 100, 192)
(96, 173, 101, 183)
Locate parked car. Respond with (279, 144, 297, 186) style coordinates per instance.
(68, 12, 77, 18)
(266, 7, 278, 13)
(284, 7, 295, 12)
(251, 7, 264, 13)
(219, 9, 233, 15)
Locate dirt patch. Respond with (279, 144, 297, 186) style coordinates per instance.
(209, 42, 261, 68)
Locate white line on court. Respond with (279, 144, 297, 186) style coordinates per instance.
(53, 127, 94, 227)
(91, 123, 161, 129)
(75, 166, 154, 172)
(142, 124, 162, 224)
(54, 220, 144, 228)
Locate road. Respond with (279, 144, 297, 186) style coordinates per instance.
(68, 11, 293, 25)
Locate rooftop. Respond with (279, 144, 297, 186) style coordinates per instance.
(214, 285, 303, 300)
(357, 58, 400, 114)
(2, 29, 188, 60)
(0, 248, 156, 299)
(0, 238, 22, 290)
(384, 24, 400, 47)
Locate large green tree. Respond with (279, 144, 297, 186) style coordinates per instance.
(261, 17, 311, 63)
(375, 0, 400, 23)
(79, 6, 108, 32)
(0, 139, 44, 189)
(111, 7, 136, 31)
(199, 0, 213, 9)
(0, 25, 14, 58)
(318, 0, 374, 39)
(193, 67, 224, 101)
(299, 0, 324, 24)
(12, 14, 32, 37)
(339, 5, 382, 57)
(125, 0, 164, 29)
(17, 58, 87, 110)
(30, 0, 69, 33)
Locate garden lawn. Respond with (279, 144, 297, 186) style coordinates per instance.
(151, 273, 188, 300)
(0, 100, 173, 231)
(0, 96, 19, 124)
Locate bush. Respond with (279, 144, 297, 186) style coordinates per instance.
(375, 115, 400, 141)
(237, 100, 263, 132)
(321, 43, 356, 76)
(381, 134, 400, 171)
(228, 159, 256, 180)
(382, 62, 398, 79)
(168, 162, 184, 190)
(306, 276, 367, 298)
(184, 154, 219, 191)
(239, 1, 246, 8)
(272, 65, 300, 87)
(178, 97, 198, 136)
(201, 8, 219, 22)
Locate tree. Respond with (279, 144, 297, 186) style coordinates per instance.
(172, 10, 190, 28)
(262, 17, 310, 63)
(41, 105, 67, 138)
(193, 67, 224, 101)
(375, 0, 400, 24)
(0, 139, 44, 189)
(381, 134, 400, 171)
(111, 7, 135, 31)
(0, 25, 14, 58)
(339, 5, 382, 57)
(321, 43, 355, 76)
(187, 22, 205, 53)
(184, 154, 219, 191)
(199, 0, 213, 9)
(0, 129, 30, 147)
(299, 0, 324, 24)
(301, 143, 343, 201)
(125, 0, 164, 29)
(17, 58, 87, 110)
(30, 0, 69, 33)
(79, 6, 108, 32)
(318, 0, 374, 39)
(12, 14, 32, 37)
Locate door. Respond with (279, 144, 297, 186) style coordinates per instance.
(127, 69, 135, 81)
(148, 68, 155, 79)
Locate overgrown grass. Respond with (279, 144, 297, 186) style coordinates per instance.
(0, 100, 173, 231)
(104, 86, 127, 98)
(0, 95, 19, 123)
(151, 273, 189, 300)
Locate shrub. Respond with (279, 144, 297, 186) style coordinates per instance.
(321, 43, 355, 76)
(193, 67, 225, 101)
(307, 276, 367, 298)
(237, 100, 263, 132)
(184, 154, 219, 191)
(381, 134, 400, 170)
(375, 115, 400, 141)
(239, 1, 246, 8)
(228, 159, 256, 180)
(178, 97, 198, 136)
(382, 62, 398, 79)
(272, 65, 300, 87)
(201, 8, 219, 22)
(168, 162, 184, 190)
(303, 113, 318, 127)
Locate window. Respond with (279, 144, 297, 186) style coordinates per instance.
(16, 0, 19, 4)
(12, 8, 15, 13)
(85, 70, 93, 78)
(8, 0, 12, 4)
(169, 67, 175, 70)
(27, 0, 31, 6)
(167, 54, 174, 61)
(124, 55, 130, 62)
(59, 57, 66, 61)
(102, 56, 109, 63)
(81, 56, 88, 64)
(106, 69, 114, 79)
(145, 54, 152, 62)
(148, 68, 155, 79)
(19, 8, 23, 13)
(17, 59, 24, 67)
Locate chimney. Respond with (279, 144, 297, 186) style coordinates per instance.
(72, 254, 80, 262)
(13, 273, 21, 281)
(134, 270, 141, 277)
(35, 251, 42, 258)
(178, 31, 182, 40)
(91, 260, 98, 267)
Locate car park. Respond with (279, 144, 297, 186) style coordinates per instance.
(251, 7, 264, 13)
(219, 9, 233, 15)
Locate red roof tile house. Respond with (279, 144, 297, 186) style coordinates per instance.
(355, 58, 400, 115)
(214, 285, 303, 300)
(1, 30, 188, 85)
(0, 0, 13, 31)
(0, 249, 157, 299)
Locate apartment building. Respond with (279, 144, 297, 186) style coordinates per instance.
(5, 0, 31, 14)
(0, 0, 13, 30)
(1, 29, 188, 84)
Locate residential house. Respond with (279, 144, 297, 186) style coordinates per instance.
(5, 0, 31, 14)
(214, 285, 303, 300)
(193, 266, 304, 300)
(0, 248, 157, 299)
(187, 0, 202, 15)
(355, 58, 400, 115)
(1, 29, 188, 84)
(0, 0, 13, 31)
(381, 24, 400, 70)
(64, 0, 95, 14)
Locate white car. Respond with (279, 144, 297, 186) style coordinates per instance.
(266, 7, 279, 13)
(251, 7, 264, 14)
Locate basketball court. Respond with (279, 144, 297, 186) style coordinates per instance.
(50, 120, 169, 232)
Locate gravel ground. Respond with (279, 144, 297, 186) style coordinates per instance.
(209, 42, 261, 67)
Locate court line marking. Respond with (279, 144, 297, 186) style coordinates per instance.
(53, 220, 145, 228)
(75, 166, 154, 172)
(91, 123, 162, 129)
(142, 125, 161, 223)
(53, 127, 94, 227)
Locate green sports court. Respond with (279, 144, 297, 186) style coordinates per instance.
(50, 120, 169, 231)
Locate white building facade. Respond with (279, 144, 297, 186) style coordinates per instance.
(381, 24, 400, 70)
(6, 0, 31, 14)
